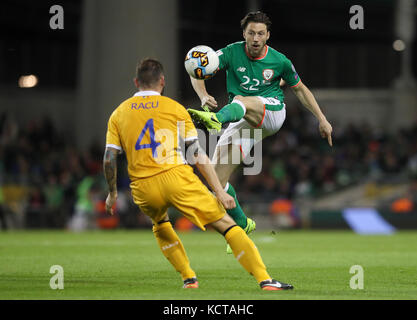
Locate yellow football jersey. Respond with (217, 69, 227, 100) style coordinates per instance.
(106, 91, 198, 180)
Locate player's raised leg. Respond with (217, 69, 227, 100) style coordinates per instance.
(209, 213, 293, 290)
(188, 95, 265, 132)
(230, 96, 265, 128)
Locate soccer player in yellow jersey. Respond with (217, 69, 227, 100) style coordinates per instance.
(103, 58, 293, 290)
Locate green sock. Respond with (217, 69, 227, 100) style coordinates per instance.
(225, 183, 248, 229)
(216, 102, 245, 123)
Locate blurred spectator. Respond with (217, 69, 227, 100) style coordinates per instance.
(175, 217, 196, 232)
(67, 176, 95, 231)
(95, 198, 119, 230)
(391, 198, 414, 213)
(0, 187, 7, 230)
(25, 185, 46, 228)
(43, 174, 65, 227)
(0, 112, 19, 147)
(269, 198, 300, 228)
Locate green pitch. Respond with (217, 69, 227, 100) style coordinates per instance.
(0, 230, 416, 300)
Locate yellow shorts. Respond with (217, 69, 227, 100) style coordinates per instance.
(130, 165, 226, 230)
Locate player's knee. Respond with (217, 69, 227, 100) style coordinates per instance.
(151, 215, 170, 232)
(210, 214, 236, 234)
(233, 96, 261, 113)
(221, 213, 236, 226)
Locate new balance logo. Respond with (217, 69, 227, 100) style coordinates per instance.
(211, 116, 220, 123)
(237, 67, 246, 72)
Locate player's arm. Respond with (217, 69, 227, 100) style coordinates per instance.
(291, 81, 333, 147)
(103, 146, 119, 215)
(190, 77, 218, 109)
(185, 139, 235, 209)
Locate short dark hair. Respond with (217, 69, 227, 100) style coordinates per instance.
(240, 11, 272, 31)
(136, 58, 164, 88)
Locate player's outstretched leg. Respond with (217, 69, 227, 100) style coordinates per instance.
(210, 215, 293, 291)
(152, 219, 198, 288)
(224, 182, 256, 254)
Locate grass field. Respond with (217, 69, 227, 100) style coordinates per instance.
(0, 229, 416, 300)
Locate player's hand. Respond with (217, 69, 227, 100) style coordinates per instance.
(319, 119, 333, 147)
(217, 191, 236, 210)
(201, 95, 218, 110)
(105, 191, 117, 215)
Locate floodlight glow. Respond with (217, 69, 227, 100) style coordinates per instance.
(18, 75, 39, 88)
(393, 39, 406, 51)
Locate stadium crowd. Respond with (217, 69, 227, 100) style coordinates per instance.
(0, 108, 416, 230)
(234, 104, 417, 199)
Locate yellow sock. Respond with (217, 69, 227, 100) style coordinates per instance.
(225, 226, 271, 283)
(152, 222, 196, 281)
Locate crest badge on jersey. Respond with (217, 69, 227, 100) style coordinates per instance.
(262, 69, 274, 81)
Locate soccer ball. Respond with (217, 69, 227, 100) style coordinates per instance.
(184, 45, 219, 80)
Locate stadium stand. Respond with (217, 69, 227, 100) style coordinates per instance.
(1, 109, 416, 230)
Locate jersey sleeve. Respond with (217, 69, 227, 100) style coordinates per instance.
(105, 110, 123, 152)
(216, 45, 231, 71)
(281, 57, 301, 88)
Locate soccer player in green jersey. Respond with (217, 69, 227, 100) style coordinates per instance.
(188, 11, 333, 253)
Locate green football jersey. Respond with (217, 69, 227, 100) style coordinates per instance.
(217, 41, 301, 104)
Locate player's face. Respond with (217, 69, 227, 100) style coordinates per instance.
(243, 22, 270, 58)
